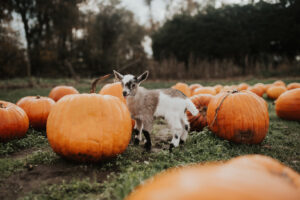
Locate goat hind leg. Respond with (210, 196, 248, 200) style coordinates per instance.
(133, 120, 143, 145)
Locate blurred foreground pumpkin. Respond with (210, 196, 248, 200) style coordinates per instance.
(126, 155, 300, 200)
(207, 90, 269, 144)
(275, 88, 300, 121)
(47, 94, 132, 162)
(17, 96, 55, 130)
(49, 85, 79, 101)
(0, 101, 29, 141)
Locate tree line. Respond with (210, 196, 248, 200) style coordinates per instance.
(0, 0, 299, 79)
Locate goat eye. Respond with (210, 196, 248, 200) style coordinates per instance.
(132, 83, 136, 87)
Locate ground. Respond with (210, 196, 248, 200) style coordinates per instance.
(0, 77, 299, 200)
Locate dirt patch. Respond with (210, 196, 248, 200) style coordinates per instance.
(0, 160, 113, 200)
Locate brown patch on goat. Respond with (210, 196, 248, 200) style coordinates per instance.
(162, 88, 187, 98)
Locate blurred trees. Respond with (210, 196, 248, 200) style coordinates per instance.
(152, 0, 300, 75)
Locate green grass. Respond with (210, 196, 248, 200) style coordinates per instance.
(0, 77, 299, 200)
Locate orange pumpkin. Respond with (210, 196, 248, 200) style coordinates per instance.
(47, 94, 132, 162)
(49, 86, 79, 102)
(193, 87, 216, 96)
(267, 86, 287, 100)
(172, 83, 191, 97)
(99, 82, 126, 104)
(254, 83, 266, 93)
(17, 96, 55, 130)
(207, 90, 269, 144)
(287, 82, 300, 90)
(273, 80, 286, 87)
(126, 155, 300, 200)
(237, 83, 249, 91)
(0, 101, 29, 141)
(187, 94, 213, 131)
(275, 88, 300, 121)
(213, 84, 223, 94)
(248, 86, 264, 97)
(189, 84, 202, 94)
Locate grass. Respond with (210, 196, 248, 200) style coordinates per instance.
(0, 77, 299, 200)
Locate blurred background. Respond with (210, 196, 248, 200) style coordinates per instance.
(0, 0, 299, 80)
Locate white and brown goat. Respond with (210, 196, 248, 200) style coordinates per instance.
(113, 70, 198, 151)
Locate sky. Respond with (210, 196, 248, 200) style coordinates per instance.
(11, 0, 252, 56)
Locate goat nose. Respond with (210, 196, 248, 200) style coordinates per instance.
(122, 91, 128, 97)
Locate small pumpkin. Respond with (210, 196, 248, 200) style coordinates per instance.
(247, 86, 264, 97)
(213, 84, 223, 94)
(275, 88, 300, 121)
(193, 87, 216, 96)
(172, 82, 191, 97)
(47, 94, 132, 162)
(273, 80, 286, 87)
(207, 90, 269, 144)
(237, 83, 249, 91)
(287, 82, 300, 90)
(99, 82, 126, 104)
(267, 86, 287, 100)
(189, 84, 202, 94)
(126, 155, 300, 200)
(17, 96, 55, 130)
(254, 83, 266, 93)
(0, 101, 29, 141)
(49, 86, 79, 102)
(187, 94, 213, 131)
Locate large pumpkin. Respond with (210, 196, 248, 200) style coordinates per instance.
(47, 94, 132, 162)
(172, 83, 191, 97)
(49, 85, 79, 102)
(17, 96, 55, 130)
(275, 88, 300, 121)
(126, 155, 300, 200)
(0, 101, 29, 141)
(207, 90, 269, 144)
(267, 86, 287, 100)
(287, 82, 300, 90)
(193, 87, 216, 96)
(187, 94, 213, 131)
(99, 82, 126, 104)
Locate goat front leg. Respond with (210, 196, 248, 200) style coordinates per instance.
(142, 118, 153, 151)
(133, 120, 143, 145)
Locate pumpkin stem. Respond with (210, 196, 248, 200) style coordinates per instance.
(0, 103, 4, 108)
(36, 95, 41, 99)
(90, 74, 111, 93)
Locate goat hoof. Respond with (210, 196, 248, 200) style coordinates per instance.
(144, 143, 152, 152)
(169, 144, 174, 152)
(134, 138, 140, 145)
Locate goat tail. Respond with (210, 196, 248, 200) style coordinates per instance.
(90, 74, 111, 93)
(186, 99, 199, 116)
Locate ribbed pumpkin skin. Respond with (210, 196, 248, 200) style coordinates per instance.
(47, 94, 132, 162)
(126, 155, 300, 200)
(0, 101, 29, 141)
(172, 83, 191, 97)
(237, 83, 249, 91)
(275, 88, 300, 121)
(267, 86, 287, 100)
(99, 82, 126, 104)
(17, 96, 55, 130)
(49, 86, 79, 102)
(193, 87, 216, 96)
(187, 94, 213, 131)
(207, 91, 269, 144)
(287, 82, 300, 90)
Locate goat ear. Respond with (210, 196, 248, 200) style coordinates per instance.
(113, 70, 123, 81)
(137, 71, 149, 83)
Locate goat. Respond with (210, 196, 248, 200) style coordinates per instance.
(113, 70, 199, 151)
